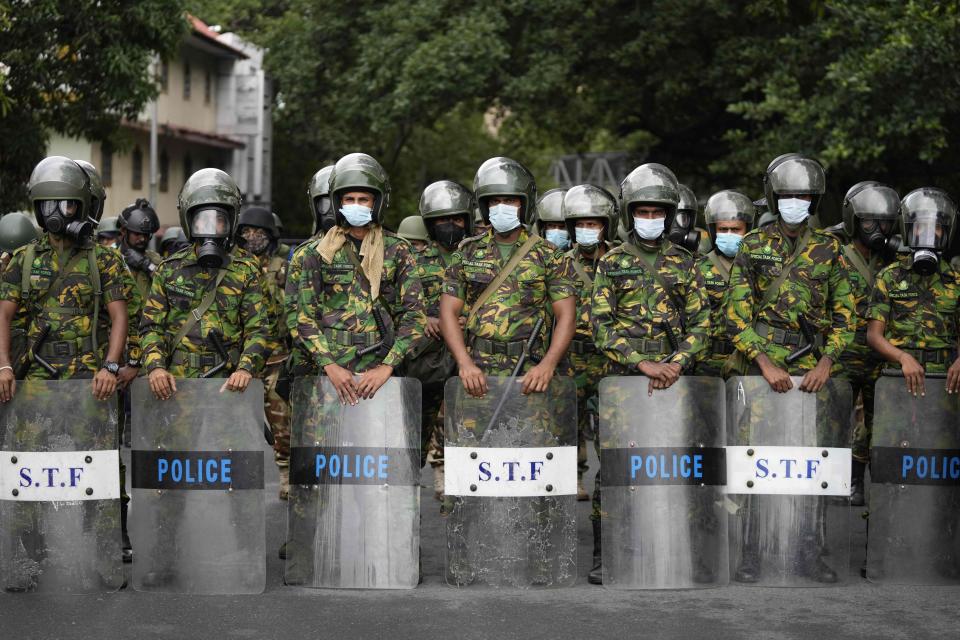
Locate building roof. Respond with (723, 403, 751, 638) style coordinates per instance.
(186, 14, 249, 60)
(123, 120, 246, 150)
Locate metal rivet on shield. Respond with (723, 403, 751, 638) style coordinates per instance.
(470, 484, 477, 492)
(821, 482, 828, 489)
(11, 489, 18, 497)
(546, 484, 554, 492)
(746, 480, 754, 488)
(470, 452, 478, 460)
(10, 456, 17, 464)
(85, 488, 93, 496)
(85, 455, 93, 464)
(629, 441, 636, 448)
(821, 450, 828, 458)
(747, 449, 754, 457)
(900, 440, 909, 448)
(546, 452, 553, 460)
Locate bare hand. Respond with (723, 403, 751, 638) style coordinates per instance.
(116, 366, 139, 390)
(520, 362, 555, 395)
(92, 368, 118, 401)
(324, 363, 359, 405)
(220, 369, 253, 393)
(424, 317, 442, 340)
(148, 368, 177, 400)
(356, 364, 393, 400)
(799, 357, 832, 393)
(638, 361, 682, 395)
(948, 358, 960, 395)
(760, 361, 793, 393)
(459, 360, 487, 398)
(899, 352, 925, 396)
(0, 368, 15, 403)
(457, 316, 467, 330)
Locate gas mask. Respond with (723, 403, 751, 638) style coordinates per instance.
(856, 218, 892, 253)
(906, 213, 947, 276)
(37, 200, 93, 241)
(667, 210, 700, 252)
(190, 207, 232, 268)
(315, 196, 336, 234)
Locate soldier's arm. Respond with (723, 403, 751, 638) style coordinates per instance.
(120, 259, 143, 364)
(673, 262, 710, 369)
(295, 249, 336, 368)
(822, 249, 856, 363)
(284, 242, 308, 342)
(590, 256, 643, 368)
(726, 252, 766, 362)
(382, 245, 426, 369)
(139, 263, 171, 373)
(236, 262, 269, 374)
(543, 249, 578, 360)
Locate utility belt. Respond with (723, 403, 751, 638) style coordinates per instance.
(170, 347, 240, 370)
(626, 337, 671, 356)
(36, 334, 105, 360)
(469, 334, 540, 358)
(900, 346, 956, 366)
(323, 328, 379, 349)
(569, 339, 597, 355)
(711, 338, 734, 356)
(755, 321, 824, 350)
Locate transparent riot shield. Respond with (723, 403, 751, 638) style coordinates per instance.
(130, 378, 266, 594)
(0, 380, 121, 594)
(867, 375, 960, 584)
(284, 376, 421, 589)
(600, 376, 727, 589)
(725, 376, 853, 587)
(444, 376, 578, 588)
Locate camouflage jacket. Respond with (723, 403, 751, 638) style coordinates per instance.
(256, 252, 288, 362)
(296, 231, 426, 371)
(0, 235, 132, 379)
(443, 228, 577, 354)
(591, 240, 709, 371)
(565, 244, 611, 343)
(283, 238, 318, 372)
(697, 250, 734, 373)
(415, 241, 454, 318)
(836, 242, 885, 378)
(726, 223, 855, 371)
(867, 256, 960, 370)
(139, 245, 269, 377)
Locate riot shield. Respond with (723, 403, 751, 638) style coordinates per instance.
(444, 376, 578, 588)
(130, 378, 266, 594)
(0, 380, 121, 594)
(867, 375, 960, 584)
(599, 376, 727, 589)
(725, 376, 853, 587)
(284, 376, 421, 589)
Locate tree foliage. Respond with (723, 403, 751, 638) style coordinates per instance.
(0, 0, 187, 211)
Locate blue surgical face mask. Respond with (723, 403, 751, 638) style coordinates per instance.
(340, 203, 373, 227)
(575, 227, 601, 248)
(545, 228, 570, 250)
(634, 217, 665, 240)
(488, 203, 521, 233)
(715, 232, 743, 258)
(778, 197, 811, 225)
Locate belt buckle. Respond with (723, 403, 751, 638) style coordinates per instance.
(53, 342, 71, 357)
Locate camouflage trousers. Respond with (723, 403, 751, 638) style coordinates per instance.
(422, 383, 445, 468)
(264, 360, 292, 468)
(571, 350, 605, 485)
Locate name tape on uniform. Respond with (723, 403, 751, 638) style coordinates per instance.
(600, 447, 726, 486)
(289, 446, 419, 486)
(445, 446, 577, 497)
(0, 450, 120, 501)
(132, 450, 264, 490)
(725, 446, 850, 496)
(871, 447, 960, 485)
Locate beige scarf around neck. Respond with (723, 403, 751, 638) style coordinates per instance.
(317, 225, 385, 298)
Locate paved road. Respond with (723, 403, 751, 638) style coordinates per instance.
(1, 445, 957, 640)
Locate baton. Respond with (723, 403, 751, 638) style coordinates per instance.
(483, 317, 545, 432)
(21, 325, 59, 379)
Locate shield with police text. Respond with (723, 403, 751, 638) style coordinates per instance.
(867, 375, 960, 584)
(725, 376, 853, 587)
(284, 376, 421, 589)
(0, 380, 122, 594)
(130, 378, 266, 594)
(444, 376, 578, 588)
(600, 376, 727, 589)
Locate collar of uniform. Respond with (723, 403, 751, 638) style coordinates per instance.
(37, 233, 94, 254)
(486, 227, 529, 249)
(177, 244, 203, 267)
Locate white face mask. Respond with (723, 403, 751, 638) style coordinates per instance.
(575, 227, 601, 248)
(340, 203, 373, 227)
(634, 217, 665, 240)
(488, 203, 521, 233)
(778, 198, 811, 225)
(545, 228, 570, 250)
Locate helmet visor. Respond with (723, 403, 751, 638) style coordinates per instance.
(768, 158, 826, 196)
(38, 199, 82, 218)
(906, 210, 950, 250)
(190, 208, 231, 238)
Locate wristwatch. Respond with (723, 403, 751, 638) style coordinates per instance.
(103, 361, 120, 376)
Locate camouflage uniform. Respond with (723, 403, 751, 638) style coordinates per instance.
(295, 232, 425, 373)
(139, 245, 269, 378)
(443, 228, 577, 376)
(867, 257, 960, 376)
(258, 251, 292, 489)
(696, 250, 734, 376)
